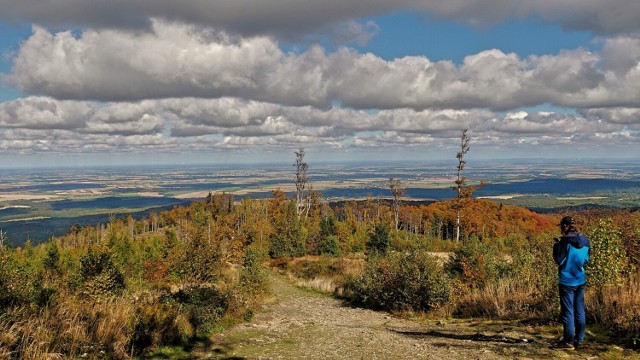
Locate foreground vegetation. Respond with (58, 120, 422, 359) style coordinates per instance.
(0, 189, 638, 358)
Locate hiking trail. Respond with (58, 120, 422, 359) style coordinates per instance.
(196, 273, 605, 359)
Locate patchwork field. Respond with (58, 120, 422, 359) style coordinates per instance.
(1, 160, 639, 244)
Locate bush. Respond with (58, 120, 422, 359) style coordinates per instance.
(170, 286, 228, 338)
(79, 247, 125, 299)
(238, 247, 269, 297)
(510, 234, 556, 298)
(587, 219, 629, 287)
(445, 238, 511, 288)
(345, 250, 451, 312)
(0, 246, 54, 309)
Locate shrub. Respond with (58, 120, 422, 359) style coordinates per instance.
(170, 235, 220, 282)
(510, 234, 557, 301)
(0, 246, 52, 309)
(284, 257, 332, 280)
(238, 247, 269, 298)
(587, 219, 629, 287)
(79, 247, 125, 299)
(170, 286, 228, 338)
(445, 238, 511, 288)
(345, 250, 451, 312)
(0, 247, 21, 308)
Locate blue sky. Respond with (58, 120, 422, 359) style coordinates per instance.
(359, 13, 593, 62)
(0, 1, 639, 167)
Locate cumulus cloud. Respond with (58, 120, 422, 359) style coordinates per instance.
(7, 23, 295, 103)
(3, 1, 639, 161)
(1, 96, 636, 155)
(2, 0, 640, 37)
(160, 97, 489, 137)
(0, 97, 165, 135)
(0, 97, 91, 130)
(86, 102, 163, 135)
(581, 108, 640, 128)
(599, 35, 640, 75)
(8, 23, 640, 111)
(354, 131, 436, 148)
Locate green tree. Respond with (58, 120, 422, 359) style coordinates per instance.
(269, 191, 305, 258)
(367, 223, 390, 256)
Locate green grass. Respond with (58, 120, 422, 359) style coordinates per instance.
(142, 346, 191, 359)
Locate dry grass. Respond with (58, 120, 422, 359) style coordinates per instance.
(275, 255, 365, 297)
(452, 277, 553, 319)
(294, 276, 344, 296)
(587, 272, 640, 340)
(0, 297, 141, 359)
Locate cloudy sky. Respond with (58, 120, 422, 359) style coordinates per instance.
(1, 1, 639, 167)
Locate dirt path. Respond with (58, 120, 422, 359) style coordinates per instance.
(199, 273, 608, 359)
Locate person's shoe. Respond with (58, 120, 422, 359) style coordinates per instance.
(552, 342, 575, 350)
(574, 340, 584, 350)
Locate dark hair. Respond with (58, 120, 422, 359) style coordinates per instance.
(559, 216, 574, 226)
(560, 216, 578, 233)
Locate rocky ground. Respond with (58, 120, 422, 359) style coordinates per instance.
(185, 273, 636, 360)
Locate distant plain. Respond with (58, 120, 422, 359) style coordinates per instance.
(1, 159, 639, 244)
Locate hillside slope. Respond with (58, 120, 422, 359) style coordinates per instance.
(186, 273, 611, 360)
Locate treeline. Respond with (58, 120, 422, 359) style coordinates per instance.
(0, 190, 638, 358)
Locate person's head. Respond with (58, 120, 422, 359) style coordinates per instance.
(559, 216, 577, 234)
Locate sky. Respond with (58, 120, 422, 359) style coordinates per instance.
(0, 1, 639, 168)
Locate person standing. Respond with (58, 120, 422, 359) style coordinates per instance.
(552, 216, 591, 350)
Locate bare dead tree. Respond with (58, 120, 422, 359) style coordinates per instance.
(294, 148, 311, 219)
(389, 177, 405, 230)
(454, 128, 470, 242)
(0, 228, 7, 247)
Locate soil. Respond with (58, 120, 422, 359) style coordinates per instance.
(193, 272, 631, 360)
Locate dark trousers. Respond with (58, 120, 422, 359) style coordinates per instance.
(559, 283, 586, 344)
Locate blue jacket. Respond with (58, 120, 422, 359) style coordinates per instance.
(553, 231, 590, 286)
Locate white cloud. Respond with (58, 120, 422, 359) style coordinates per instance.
(9, 23, 640, 111)
(8, 23, 293, 102)
(354, 131, 436, 147)
(0, 97, 91, 130)
(1, 96, 636, 156)
(581, 108, 640, 128)
(3, 2, 640, 162)
(0, 97, 166, 136)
